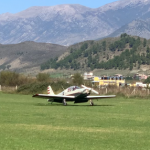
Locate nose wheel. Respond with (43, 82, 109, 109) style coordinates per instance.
(63, 99, 67, 106)
(90, 100, 94, 106)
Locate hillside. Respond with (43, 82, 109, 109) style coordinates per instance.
(41, 34, 150, 73)
(0, 41, 67, 73)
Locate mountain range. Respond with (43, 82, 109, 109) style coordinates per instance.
(1, 0, 150, 45)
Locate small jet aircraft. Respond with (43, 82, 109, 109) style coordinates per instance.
(32, 85, 116, 106)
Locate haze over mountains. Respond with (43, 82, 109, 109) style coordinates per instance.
(1, 0, 150, 45)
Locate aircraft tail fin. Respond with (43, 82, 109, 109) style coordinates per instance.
(47, 86, 55, 95)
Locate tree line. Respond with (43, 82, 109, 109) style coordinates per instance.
(0, 71, 84, 94)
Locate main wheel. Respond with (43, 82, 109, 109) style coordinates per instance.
(90, 100, 94, 106)
(63, 99, 67, 106)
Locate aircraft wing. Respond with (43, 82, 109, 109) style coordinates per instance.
(32, 94, 75, 99)
(86, 95, 116, 99)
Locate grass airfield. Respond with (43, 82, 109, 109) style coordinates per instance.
(0, 92, 150, 150)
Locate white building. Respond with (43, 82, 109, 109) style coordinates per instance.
(84, 72, 93, 80)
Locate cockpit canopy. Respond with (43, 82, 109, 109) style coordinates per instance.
(67, 86, 81, 92)
(58, 86, 81, 95)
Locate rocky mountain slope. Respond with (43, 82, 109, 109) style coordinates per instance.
(107, 19, 150, 39)
(1, 0, 150, 45)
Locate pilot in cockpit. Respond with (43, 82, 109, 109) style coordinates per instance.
(73, 86, 76, 91)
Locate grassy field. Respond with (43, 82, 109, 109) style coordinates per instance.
(0, 92, 150, 150)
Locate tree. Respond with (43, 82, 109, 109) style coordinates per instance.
(102, 41, 106, 51)
(143, 39, 147, 47)
(6, 65, 11, 70)
(36, 73, 50, 82)
(81, 43, 88, 50)
(121, 33, 128, 38)
(129, 64, 133, 70)
(147, 47, 150, 53)
(0, 71, 28, 86)
(144, 77, 150, 84)
(72, 73, 84, 86)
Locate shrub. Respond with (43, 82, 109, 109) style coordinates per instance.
(144, 77, 150, 84)
(72, 73, 84, 86)
(17, 79, 72, 94)
(36, 73, 50, 82)
(17, 82, 50, 94)
(0, 71, 31, 86)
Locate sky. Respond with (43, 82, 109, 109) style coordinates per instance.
(0, 0, 119, 14)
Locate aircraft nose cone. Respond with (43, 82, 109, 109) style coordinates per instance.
(83, 89, 90, 94)
(86, 89, 90, 94)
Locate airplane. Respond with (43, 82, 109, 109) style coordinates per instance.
(32, 85, 116, 106)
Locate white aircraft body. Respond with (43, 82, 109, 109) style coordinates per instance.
(33, 85, 116, 106)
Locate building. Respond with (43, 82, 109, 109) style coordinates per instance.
(126, 82, 150, 88)
(92, 76, 125, 87)
(114, 74, 123, 77)
(83, 72, 93, 80)
(134, 73, 148, 80)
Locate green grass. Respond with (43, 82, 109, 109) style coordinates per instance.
(0, 92, 150, 150)
(50, 73, 65, 78)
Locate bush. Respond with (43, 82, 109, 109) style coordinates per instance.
(0, 71, 31, 86)
(36, 73, 50, 82)
(17, 79, 72, 94)
(17, 82, 50, 94)
(72, 73, 84, 86)
(144, 77, 150, 83)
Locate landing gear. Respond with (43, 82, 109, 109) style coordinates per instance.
(90, 100, 94, 106)
(63, 99, 67, 106)
(47, 99, 53, 104)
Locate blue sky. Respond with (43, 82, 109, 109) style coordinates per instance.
(0, 0, 119, 14)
